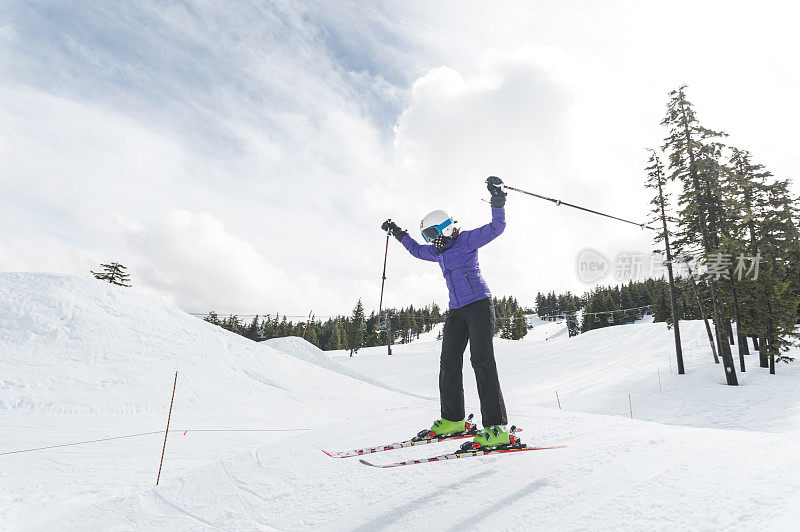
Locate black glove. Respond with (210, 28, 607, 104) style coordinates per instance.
(486, 176, 506, 207)
(381, 219, 407, 243)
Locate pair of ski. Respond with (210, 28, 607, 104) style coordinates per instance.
(322, 415, 564, 468)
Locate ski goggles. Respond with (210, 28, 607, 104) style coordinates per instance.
(421, 218, 452, 243)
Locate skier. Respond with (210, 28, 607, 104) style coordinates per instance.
(381, 176, 510, 448)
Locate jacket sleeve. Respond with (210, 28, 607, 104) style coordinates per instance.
(401, 234, 438, 262)
(461, 206, 506, 249)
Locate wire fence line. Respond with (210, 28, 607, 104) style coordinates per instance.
(0, 428, 311, 457)
(536, 304, 653, 320)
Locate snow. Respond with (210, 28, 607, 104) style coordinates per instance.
(2, 272, 800, 530)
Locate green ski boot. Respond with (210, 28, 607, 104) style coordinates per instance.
(431, 418, 466, 436)
(471, 425, 512, 448)
(414, 414, 476, 441)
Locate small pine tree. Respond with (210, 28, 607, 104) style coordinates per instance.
(346, 299, 366, 356)
(204, 311, 221, 326)
(511, 309, 527, 339)
(566, 312, 580, 337)
(499, 316, 513, 339)
(91, 262, 132, 287)
(245, 315, 260, 341)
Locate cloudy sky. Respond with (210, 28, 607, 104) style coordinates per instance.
(1, 1, 798, 316)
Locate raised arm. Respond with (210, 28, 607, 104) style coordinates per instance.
(381, 219, 437, 262)
(462, 206, 506, 249)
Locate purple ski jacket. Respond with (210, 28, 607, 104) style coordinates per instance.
(401, 206, 505, 309)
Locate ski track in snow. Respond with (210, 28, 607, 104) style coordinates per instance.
(2, 272, 800, 530)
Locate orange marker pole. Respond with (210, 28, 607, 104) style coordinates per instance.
(156, 371, 178, 486)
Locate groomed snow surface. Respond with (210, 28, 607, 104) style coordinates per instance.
(2, 273, 800, 530)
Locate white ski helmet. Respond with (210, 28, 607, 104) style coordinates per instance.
(420, 210, 455, 243)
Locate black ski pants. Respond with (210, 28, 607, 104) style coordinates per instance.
(440, 297, 507, 427)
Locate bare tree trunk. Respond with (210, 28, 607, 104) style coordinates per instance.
(653, 159, 685, 375)
(687, 267, 719, 364)
(708, 279, 738, 383)
(760, 277, 777, 375)
(768, 339, 776, 375)
(729, 278, 748, 371)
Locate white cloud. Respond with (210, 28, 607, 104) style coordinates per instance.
(1, 1, 797, 317)
(129, 210, 344, 315)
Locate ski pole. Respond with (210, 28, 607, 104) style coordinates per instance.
(378, 224, 391, 318)
(503, 184, 657, 231)
(378, 225, 393, 356)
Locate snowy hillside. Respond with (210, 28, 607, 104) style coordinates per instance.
(3, 273, 800, 530)
(0, 273, 426, 529)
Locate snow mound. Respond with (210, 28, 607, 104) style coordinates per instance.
(1, 272, 428, 528)
(0, 272, 408, 419)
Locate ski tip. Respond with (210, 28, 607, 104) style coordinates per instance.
(322, 449, 350, 458)
(322, 450, 355, 458)
(358, 459, 380, 467)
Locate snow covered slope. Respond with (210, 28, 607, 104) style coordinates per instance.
(0, 273, 427, 529)
(336, 318, 800, 432)
(3, 272, 800, 530)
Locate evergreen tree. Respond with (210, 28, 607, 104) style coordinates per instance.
(204, 311, 221, 326)
(330, 320, 343, 350)
(566, 312, 580, 337)
(91, 262, 132, 287)
(245, 315, 260, 341)
(662, 85, 737, 385)
(346, 299, 366, 356)
(499, 316, 513, 339)
(512, 309, 528, 339)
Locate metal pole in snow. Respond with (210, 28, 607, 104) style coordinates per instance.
(156, 371, 177, 486)
(556, 390, 562, 410)
(302, 310, 313, 339)
(387, 314, 392, 356)
(658, 369, 662, 392)
(628, 393, 633, 419)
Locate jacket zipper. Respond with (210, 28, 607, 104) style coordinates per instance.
(464, 272, 474, 291)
